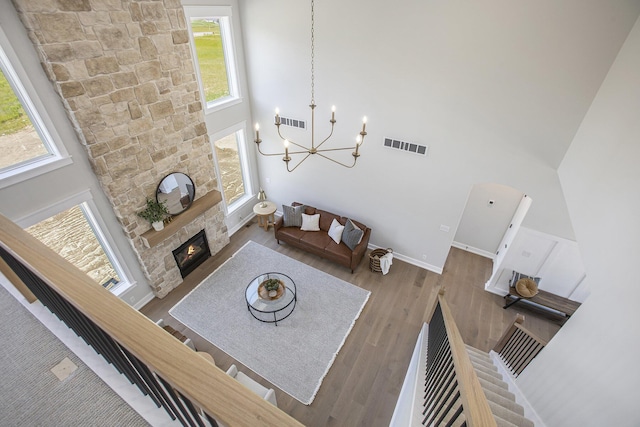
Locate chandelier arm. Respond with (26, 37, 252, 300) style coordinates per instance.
(315, 152, 358, 168)
(313, 124, 336, 150)
(256, 144, 287, 157)
(286, 153, 312, 172)
(276, 127, 309, 151)
(285, 140, 310, 151)
(256, 143, 312, 157)
(316, 146, 356, 153)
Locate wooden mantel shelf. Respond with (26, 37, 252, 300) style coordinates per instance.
(141, 190, 222, 249)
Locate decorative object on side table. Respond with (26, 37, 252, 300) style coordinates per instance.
(138, 198, 169, 231)
(257, 188, 267, 208)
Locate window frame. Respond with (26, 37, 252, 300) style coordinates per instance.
(210, 121, 254, 214)
(15, 190, 135, 296)
(0, 25, 71, 190)
(184, 5, 242, 113)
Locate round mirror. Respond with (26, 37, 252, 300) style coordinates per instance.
(156, 172, 195, 216)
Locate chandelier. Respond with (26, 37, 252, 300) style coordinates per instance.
(254, 0, 368, 172)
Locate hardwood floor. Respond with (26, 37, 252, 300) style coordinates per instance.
(140, 221, 561, 427)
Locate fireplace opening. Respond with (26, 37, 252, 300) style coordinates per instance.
(172, 229, 211, 278)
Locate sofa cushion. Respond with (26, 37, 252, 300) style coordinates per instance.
(342, 219, 364, 251)
(299, 231, 333, 250)
(323, 242, 352, 264)
(283, 204, 305, 227)
(301, 213, 320, 231)
(277, 226, 306, 243)
(328, 219, 345, 244)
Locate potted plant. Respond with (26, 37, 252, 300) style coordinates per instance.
(263, 278, 281, 298)
(138, 198, 169, 231)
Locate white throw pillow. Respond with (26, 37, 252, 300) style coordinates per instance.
(300, 213, 320, 231)
(328, 218, 345, 244)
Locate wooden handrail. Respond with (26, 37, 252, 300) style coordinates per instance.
(0, 214, 301, 427)
(437, 290, 497, 427)
(493, 314, 548, 353)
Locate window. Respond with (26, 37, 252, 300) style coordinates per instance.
(20, 193, 133, 295)
(0, 27, 70, 188)
(185, 6, 240, 112)
(0, 67, 48, 169)
(211, 124, 252, 210)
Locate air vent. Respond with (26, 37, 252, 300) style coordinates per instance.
(383, 137, 428, 156)
(276, 116, 306, 129)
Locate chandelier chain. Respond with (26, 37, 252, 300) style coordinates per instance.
(310, 0, 315, 104)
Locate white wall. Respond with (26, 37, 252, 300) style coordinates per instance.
(454, 183, 523, 256)
(238, 0, 638, 271)
(518, 15, 640, 426)
(0, 3, 152, 307)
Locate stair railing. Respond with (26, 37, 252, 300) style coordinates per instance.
(0, 214, 301, 427)
(422, 289, 497, 427)
(493, 314, 547, 377)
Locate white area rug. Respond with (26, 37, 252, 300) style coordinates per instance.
(169, 241, 370, 405)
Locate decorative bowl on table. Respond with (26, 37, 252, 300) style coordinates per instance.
(258, 278, 286, 301)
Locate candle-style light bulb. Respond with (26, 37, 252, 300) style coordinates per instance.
(331, 105, 336, 121)
(283, 139, 290, 161)
(255, 123, 260, 140)
(355, 135, 362, 156)
(275, 108, 281, 125)
(362, 116, 368, 133)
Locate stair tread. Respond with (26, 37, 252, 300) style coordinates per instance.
(494, 414, 523, 427)
(471, 361, 503, 380)
(488, 400, 534, 427)
(475, 368, 509, 389)
(468, 352, 499, 372)
(483, 388, 524, 416)
(477, 376, 516, 401)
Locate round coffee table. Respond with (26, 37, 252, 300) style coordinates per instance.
(245, 272, 296, 326)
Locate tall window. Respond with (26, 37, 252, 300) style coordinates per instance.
(186, 7, 240, 111)
(211, 125, 252, 209)
(24, 201, 130, 294)
(184, 5, 256, 223)
(0, 67, 48, 169)
(0, 30, 69, 188)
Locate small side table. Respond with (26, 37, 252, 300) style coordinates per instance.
(253, 201, 277, 231)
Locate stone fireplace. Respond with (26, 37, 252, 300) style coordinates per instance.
(13, 0, 230, 297)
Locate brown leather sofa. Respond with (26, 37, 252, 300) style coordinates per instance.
(274, 202, 371, 273)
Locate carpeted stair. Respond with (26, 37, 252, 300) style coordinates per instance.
(465, 344, 534, 427)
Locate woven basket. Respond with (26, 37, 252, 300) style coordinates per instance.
(369, 248, 393, 273)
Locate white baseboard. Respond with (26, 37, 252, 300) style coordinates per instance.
(132, 291, 155, 311)
(368, 244, 443, 275)
(490, 350, 546, 427)
(227, 213, 256, 236)
(452, 241, 495, 260)
(484, 282, 508, 297)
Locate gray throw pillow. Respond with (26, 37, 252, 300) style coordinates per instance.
(342, 219, 364, 251)
(282, 204, 305, 227)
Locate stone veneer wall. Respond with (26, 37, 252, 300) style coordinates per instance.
(12, 0, 229, 297)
